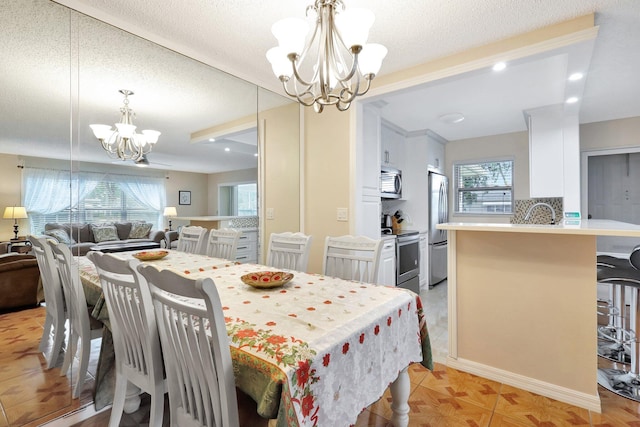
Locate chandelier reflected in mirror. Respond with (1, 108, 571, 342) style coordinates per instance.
(266, 0, 387, 113)
(90, 89, 161, 161)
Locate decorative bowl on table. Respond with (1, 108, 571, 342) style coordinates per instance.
(241, 271, 294, 289)
(132, 250, 169, 261)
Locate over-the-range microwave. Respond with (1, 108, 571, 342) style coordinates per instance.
(380, 166, 402, 199)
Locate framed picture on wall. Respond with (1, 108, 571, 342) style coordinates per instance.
(179, 190, 191, 205)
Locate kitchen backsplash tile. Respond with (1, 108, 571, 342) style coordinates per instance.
(510, 198, 563, 224)
(229, 216, 258, 228)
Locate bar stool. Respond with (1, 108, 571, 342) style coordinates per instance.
(597, 258, 631, 363)
(597, 246, 640, 401)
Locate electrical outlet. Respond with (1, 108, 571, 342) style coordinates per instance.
(266, 207, 275, 220)
(337, 207, 348, 221)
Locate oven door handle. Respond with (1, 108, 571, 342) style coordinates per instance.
(397, 235, 419, 244)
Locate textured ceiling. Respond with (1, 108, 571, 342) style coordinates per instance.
(54, 0, 640, 140)
(3, 0, 639, 172)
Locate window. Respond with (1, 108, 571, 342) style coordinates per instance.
(218, 182, 257, 216)
(24, 168, 166, 233)
(454, 160, 513, 214)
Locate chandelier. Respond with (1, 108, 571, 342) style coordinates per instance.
(266, 0, 387, 113)
(90, 89, 161, 161)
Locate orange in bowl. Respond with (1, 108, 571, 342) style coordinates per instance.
(132, 250, 169, 261)
(241, 271, 294, 289)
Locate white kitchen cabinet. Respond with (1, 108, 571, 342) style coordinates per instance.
(235, 229, 257, 264)
(355, 105, 382, 239)
(377, 237, 396, 286)
(419, 232, 428, 291)
(381, 122, 405, 171)
(426, 130, 446, 172)
(527, 107, 564, 198)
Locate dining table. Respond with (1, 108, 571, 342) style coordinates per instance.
(77, 249, 433, 427)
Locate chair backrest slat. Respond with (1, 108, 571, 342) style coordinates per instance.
(322, 235, 383, 283)
(176, 226, 207, 254)
(138, 263, 239, 427)
(206, 228, 241, 260)
(87, 251, 163, 381)
(266, 232, 313, 272)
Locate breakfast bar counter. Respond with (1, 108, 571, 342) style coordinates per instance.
(437, 219, 640, 413)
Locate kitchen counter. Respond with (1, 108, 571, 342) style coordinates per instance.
(174, 215, 257, 222)
(439, 219, 640, 414)
(437, 219, 640, 236)
(175, 216, 258, 230)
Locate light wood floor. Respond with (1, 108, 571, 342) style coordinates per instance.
(1, 305, 639, 427)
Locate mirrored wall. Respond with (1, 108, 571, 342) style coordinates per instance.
(0, 0, 299, 424)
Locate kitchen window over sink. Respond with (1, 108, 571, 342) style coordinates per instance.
(454, 159, 513, 214)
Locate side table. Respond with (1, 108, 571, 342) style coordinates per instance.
(8, 239, 32, 254)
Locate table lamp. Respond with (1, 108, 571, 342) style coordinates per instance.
(163, 206, 177, 231)
(3, 206, 28, 240)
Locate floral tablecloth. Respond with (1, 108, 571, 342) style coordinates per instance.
(186, 263, 432, 427)
(77, 251, 237, 325)
(79, 252, 432, 426)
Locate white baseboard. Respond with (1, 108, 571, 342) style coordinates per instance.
(38, 403, 110, 427)
(446, 356, 602, 413)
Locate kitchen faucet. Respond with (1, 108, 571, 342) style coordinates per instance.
(524, 202, 557, 225)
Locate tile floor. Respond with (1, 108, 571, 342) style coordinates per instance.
(1, 282, 640, 426)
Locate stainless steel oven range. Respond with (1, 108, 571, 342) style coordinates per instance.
(395, 230, 420, 294)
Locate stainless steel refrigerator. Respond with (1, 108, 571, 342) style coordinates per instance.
(428, 171, 448, 287)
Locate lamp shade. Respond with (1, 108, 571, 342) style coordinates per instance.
(358, 43, 388, 75)
(271, 17, 309, 55)
(163, 207, 177, 217)
(335, 8, 375, 49)
(267, 47, 293, 78)
(3, 206, 28, 219)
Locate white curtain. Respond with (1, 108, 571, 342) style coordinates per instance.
(23, 168, 103, 214)
(114, 174, 166, 225)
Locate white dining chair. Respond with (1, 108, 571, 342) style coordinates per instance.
(322, 235, 383, 283)
(176, 225, 207, 254)
(48, 239, 103, 398)
(206, 228, 242, 260)
(266, 232, 313, 272)
(137, 264, 240, 427)
(29, 235, 67, 370)
(86, 251, 166, 427)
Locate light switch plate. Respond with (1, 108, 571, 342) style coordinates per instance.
(337, 207, 348, 221)
(266, 207, 275, 220)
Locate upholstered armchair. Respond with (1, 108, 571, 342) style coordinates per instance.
(0, 253, 42, 311)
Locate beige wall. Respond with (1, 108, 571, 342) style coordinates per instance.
(165, 169, 209, 229)
(445, 131, 530, 224)
(454, 230, 597, 397)
(304, 108, 351, 273)
(581, 116, 640, 152)
(260, 102, 301, 263)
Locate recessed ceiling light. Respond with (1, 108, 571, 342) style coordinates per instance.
(209, 138, 215, 142)
(254, 153, 258, 157)
(492, 62, 506, 72)
(224, 147, 230, 152)
(568, 73, 583, 81)
(438, 112, 465, 124)
(566, 97, 579, 104)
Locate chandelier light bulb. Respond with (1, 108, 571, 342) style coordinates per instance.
(266, 0, 386, 112)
